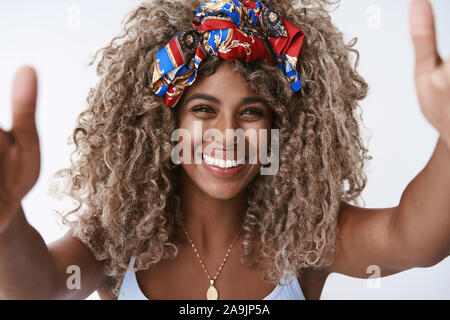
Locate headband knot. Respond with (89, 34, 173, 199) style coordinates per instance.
(151, 0, 305, 107)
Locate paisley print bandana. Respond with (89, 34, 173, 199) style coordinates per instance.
(151, 0, 305, 107)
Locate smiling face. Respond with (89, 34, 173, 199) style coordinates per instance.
(175, 61, 273, 200)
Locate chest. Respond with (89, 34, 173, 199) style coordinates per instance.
(98, 251, 329, 300)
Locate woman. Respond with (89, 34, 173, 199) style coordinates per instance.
(0, 0, 449, 300)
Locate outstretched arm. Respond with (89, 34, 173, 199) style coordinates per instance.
(329, 0, 450, 278)
(0, 67, 104, 299)
(391, 0, 450, 267)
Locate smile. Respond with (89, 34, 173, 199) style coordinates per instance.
(200, 153, 247, 179)
(202, 154, 246, 169)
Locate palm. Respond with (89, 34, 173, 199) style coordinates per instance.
(410, 0, 450, 148)
(0, 67, 40, 230)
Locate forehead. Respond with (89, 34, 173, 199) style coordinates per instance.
(182, 61, 258, 102)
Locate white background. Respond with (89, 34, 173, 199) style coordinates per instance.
(0, 0, 449, 300)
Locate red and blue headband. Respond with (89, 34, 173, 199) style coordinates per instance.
(151, 0, 305, 107)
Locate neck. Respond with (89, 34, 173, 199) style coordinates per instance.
(177, 170, 247, 256)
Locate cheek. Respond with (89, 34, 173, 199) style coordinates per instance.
(242, 124, 272, 164)
(176, 115, 201, 157)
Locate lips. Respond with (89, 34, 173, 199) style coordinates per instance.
(201, 158, 246, 178)
(200, 149, 247, 178)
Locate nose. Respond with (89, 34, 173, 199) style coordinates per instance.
(216, 114, 239, 150)
(207, 112, 240, 149)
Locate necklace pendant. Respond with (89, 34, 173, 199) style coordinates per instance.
(206, 280, 218, 300)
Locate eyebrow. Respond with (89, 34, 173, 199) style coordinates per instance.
(241, 97, 269, 108)
(183, 93, 269, 108)
(184, 93, 220, 105)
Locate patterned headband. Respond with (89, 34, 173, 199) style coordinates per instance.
(151, 0, 305, 107)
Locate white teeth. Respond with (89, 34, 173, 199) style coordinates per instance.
(203, 154, 245, 169)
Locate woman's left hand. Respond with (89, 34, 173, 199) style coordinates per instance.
(410, 0, 450, 150)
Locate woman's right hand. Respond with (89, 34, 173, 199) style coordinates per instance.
(0, 67, 40, 233)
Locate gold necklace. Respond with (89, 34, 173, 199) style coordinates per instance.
(180, 223, 243, 300)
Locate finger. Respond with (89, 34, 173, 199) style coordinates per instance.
(0, 128, 14, 160)
(409, 0, 441, 75)
(11, 66, 39, 147)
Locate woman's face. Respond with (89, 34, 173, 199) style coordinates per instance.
(175, 61, 273, 200)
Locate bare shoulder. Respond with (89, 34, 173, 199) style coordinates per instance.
(47, 228, 107, 299)
(325, 201, 412, 278)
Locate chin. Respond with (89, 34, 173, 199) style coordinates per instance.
(197, 183, 243, 200)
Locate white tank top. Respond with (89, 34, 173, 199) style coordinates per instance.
(118, 257, 306, 300)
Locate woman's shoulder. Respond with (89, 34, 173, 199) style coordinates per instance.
(47, 228, 108, 299)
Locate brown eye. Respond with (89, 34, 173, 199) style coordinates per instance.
(240, 107, 265, 120)
(191, 105, 216, 119)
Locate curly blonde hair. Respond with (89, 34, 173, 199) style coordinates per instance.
(50, 0, 370, 297)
